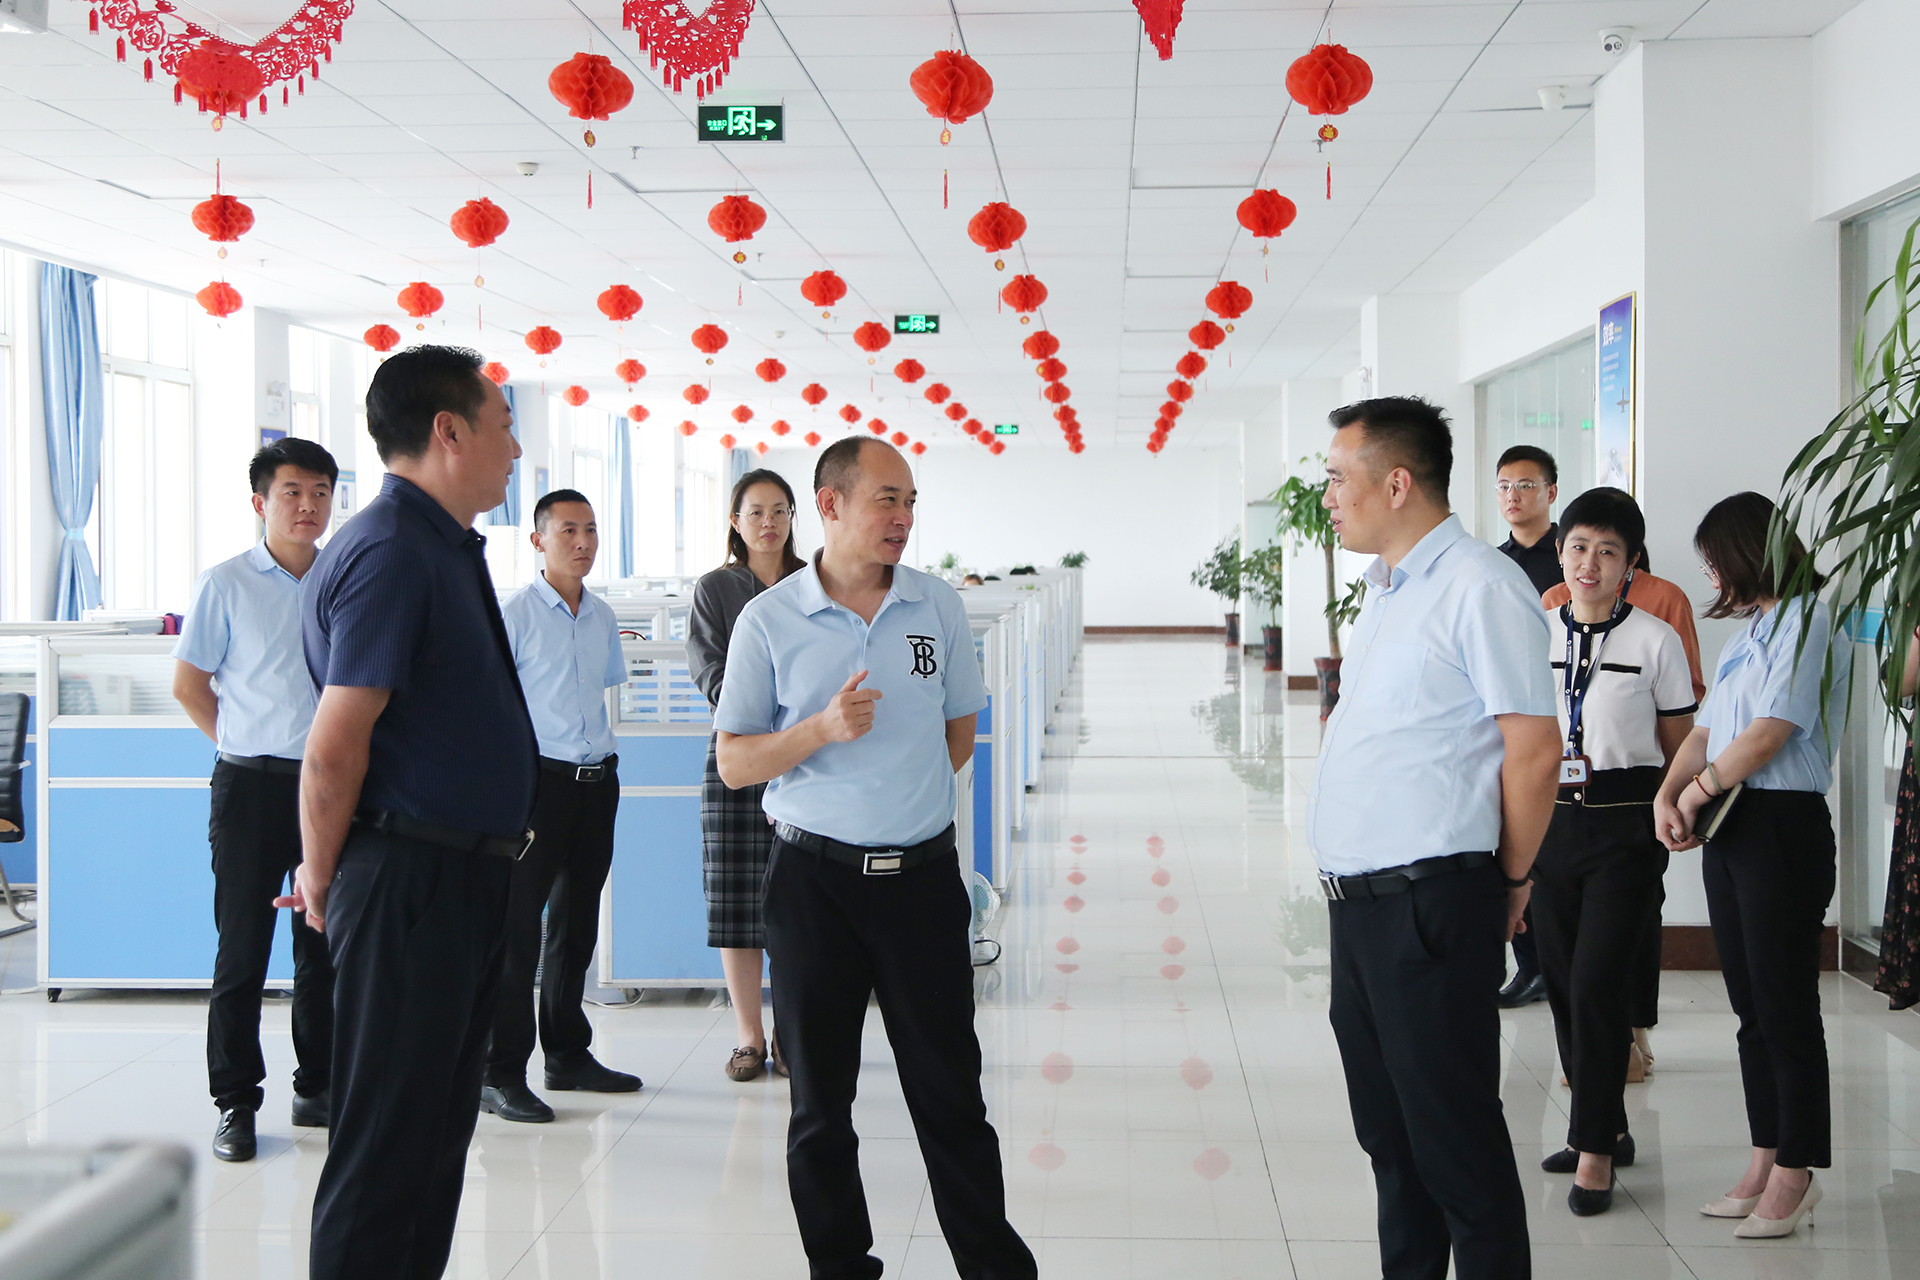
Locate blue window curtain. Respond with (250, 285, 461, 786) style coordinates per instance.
(487, 384, 521, 527)
(614, 412, 635, 579)
(39, 264, 104, 620)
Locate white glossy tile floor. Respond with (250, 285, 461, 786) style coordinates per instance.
(4, 639, 1920, 1278)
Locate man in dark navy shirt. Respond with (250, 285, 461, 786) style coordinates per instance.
(279, 345, 535, 1280)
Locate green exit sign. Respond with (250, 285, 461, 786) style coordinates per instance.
(697, 104, 783, 141)
(894, 313, 940, 334)
(993, 423, 1019, 436)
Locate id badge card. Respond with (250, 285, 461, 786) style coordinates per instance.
(1558, 754, 1591, 788)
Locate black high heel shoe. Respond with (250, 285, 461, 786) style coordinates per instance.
(1569, 1172, 1616, 1217)
(1542, 1132, 1633, 1173)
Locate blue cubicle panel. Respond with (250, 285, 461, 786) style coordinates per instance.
(47, 725, 213, 777)
(606, 794, 715, 984)
(972, 695, 993, 880)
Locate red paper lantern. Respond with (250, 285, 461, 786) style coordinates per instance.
(800, 270, 847, 312)
(852, 322, 891, 354)
(1054, 406, 1078, 423)
(718, 433, 737, 449)
(1176, 351, 1208, 379)
(691, 324, 729, 355)
(563, 386, 590, 407)
(755, 441, 770, 456)
(196, 281, 242, 318)
(1001, 274, 1047, 313)
(731, 405, 752, 423)
(708, 194, 768, 243)
(924, 383, 951, 404)
(911, 441, 927, 456)
(801, 383, 828, 406)
(1206, 281, 1252, 320)
(364, 324, 399, 353)
(1023, 330, 1061, 360)
(910, 50, 994, 127)
(485, 362, 511, 385)
(615, 359, 646, 385)
(192, 193, 254, 242)
(450, 198, 509, 248)
(771, 419, 791, 436)
(977, 430, 995, 447)
(550, 52, 635, 123)
(893, 358, 925, 383)
(1167, 380, 1193, 402)
(755, 358, 786, 383)
(526, 325, 563, 356)
(989, 440, 1005, 456)
(627, 404, 649, 422)
(962, 419, 982, 436)
(967, 201, 1026, 253)
(804, 431, 822, 447)
(684, 385, 710, 405)
(945, 403, 968, 422)
(868, 420, 886, 436)
(1068, 440, 1085, 454)
(890, 431, 909, 446)
(679, 421, 699, 437)
(1036, 358, 1066, 382)
(1189, 320, 1225, 350)
(176, 46, 265, 119)
(397, 281, 444, 319)
(1146, 438, 1164, 454)
(598, 285, 643, 322)
(839, 404, 862, 424)
(1160, 401, 1182, 419)
(1237, 189, 1297, 240)
(1044, 383, 1072, 404)
(1286, 44, 1373, 117)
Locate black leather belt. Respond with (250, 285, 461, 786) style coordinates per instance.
(539, 754, 618, 783)
(356, 809, 534, 861)
(218, 752, 302, 776)
(1319, 850, 1496, 901)
(774, 822, 956, 876)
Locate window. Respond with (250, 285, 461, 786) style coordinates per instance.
(288, 325, 326, 443)
(1476, 337, 1596, 540)
(631, 421, 676, 575)
(0, 251, 17, 620)
(682, 435, 725, 574)
(97, 278, 193, 612)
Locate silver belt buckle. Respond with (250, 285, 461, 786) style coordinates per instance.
(1318, 872, 1345, 901)
(575, 763, 603, 782)
(517, 829, 536, 861)
(863, 851, 905, 876)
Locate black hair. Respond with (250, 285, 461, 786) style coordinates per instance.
(249, 437, 338, 494)
(1694, 491, 1826, 619)
(1556, 486, 1645, 568)
(724, 468, 806, 573)
(1328, 395, 1452, 503)
(1496, 444, 1558, 486)
(533, 487, 592, 532)
(813, 436, 886, 498)
(364, 344, 489, 463)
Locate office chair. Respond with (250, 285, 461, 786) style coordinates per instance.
(0, 692, 36, 939)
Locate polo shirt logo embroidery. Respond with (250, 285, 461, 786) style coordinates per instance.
(907, 635, 939, 679)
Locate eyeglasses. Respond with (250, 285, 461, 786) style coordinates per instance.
(1493, 480, 1541, 495)
(740, 508, 792, 525)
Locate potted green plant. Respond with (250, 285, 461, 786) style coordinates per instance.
(1058, 550, 1089, 568)
(1272, 460, 1352, 717)
(1239, 543, 1286, 670)
(1190, 535, 1242, 647)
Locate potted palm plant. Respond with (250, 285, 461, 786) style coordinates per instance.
(1239, 543, 1286, 670)
(1191, 535, 1242, 647)
(1272, 460, 1355, 717)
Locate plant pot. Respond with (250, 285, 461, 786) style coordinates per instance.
(1262, 626, 1283, 671)
(1314, 657, 1343, 720)
(1224, 612, 1240, 647)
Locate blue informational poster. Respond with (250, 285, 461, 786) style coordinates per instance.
(1596, 293, 1636, 494)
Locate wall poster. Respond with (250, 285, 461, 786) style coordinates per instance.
(1596, 292, 1636, 494)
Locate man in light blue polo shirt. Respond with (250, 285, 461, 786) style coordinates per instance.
(483, 488, 640, 1123)
(1308, 397, 1561, 1280)
(715, 438, 1035, 1280)
(172, 436, 339, 1164)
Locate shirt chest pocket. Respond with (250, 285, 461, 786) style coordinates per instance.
(1354, 640, 1427, 711)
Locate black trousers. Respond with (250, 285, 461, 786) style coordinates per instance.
(1328, 861, 1530, 1280)
(763, 836, 1035, 1280)
(207, 760, 333, 1112)
(1630, 878, 1664, 1028)
(309, 829, 512, 1280)
(1509, 905, 1540, 981)
(1703, 789, 1835, 1168)
(485, 765, 619, 1084)
(1530, 802, 1668, 1154)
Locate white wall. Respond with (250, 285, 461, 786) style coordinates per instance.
(1814, 0, 1920, 220)
(1458, 202, 1601, 383)
(1362, 294, 1479, 535)
(190, 311, 257, 579)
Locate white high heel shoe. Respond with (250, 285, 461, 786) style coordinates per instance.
(1699, 1193, 1761, 1218)
(1733, 1173, 1821, 1238)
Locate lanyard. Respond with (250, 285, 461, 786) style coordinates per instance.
(1563, 597, 1623, 754)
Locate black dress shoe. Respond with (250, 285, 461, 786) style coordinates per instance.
(213, 1107, 256, 1162)
(544, 1056, 641, 1093)
(1569, 1173, 1616, 1216)
(1498, 973, 1548, 1009)
(291, 1088, 330, 1129)
(1543, 1134, 1633, 1175)
(480, 1082, 555, 1123)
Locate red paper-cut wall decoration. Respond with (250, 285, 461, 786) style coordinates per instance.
(623, 0, 755, 99)
(1133, 0, 1185, 61)
(85, 0, 351, 125)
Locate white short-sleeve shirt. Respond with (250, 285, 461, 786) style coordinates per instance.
(1546, 603, 1697, 772)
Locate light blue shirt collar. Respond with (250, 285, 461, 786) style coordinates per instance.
(789, 555, 925, 618)
(1364, 513, 1467, 593)
(247, 539, 300, 582)
(530, 569, 580, 617)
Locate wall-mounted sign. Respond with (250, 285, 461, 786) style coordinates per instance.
(1596, 292, 1636, 495)
(992, 423, 1019, 436)
(697, 104, 783, 141)
(894, 314, 940, 334)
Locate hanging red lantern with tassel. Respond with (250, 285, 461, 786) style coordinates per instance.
(1037, 358, 1066, 383)
(1160, 401, 1183, 419)
(549, 52, 634, 145)
(962, 419, 983, 436)
(684, 384, 710, 405)
(1190, 320, 1225, 350)
(622, 0, 753, 99)
(196, 281, 242, 318)
(1237, 188, 1296, 278)
(397, 282, 443, 330)
(801, 383, 828, 407)
(598, 285, 643, 322)
(1022, 330, 1061, 360)
(731, 405, 753, 424)
(450, 198, 509, 248)
(192, 192, 254, 243)
(1286, 43, 1373, 198)
(911, 441, 927, 456)
(868, 419, 887, 436)
(804, 431, 822, 447)
(526, 326, 563, 359)
(893, 358, 925, 383)
(679, 421, 699, 437)
(708, 194, 767, 243)
(563, 386, 590, 407)
(800, 270, 847, 316)
(945, 403, 968, 421)
(771, 420, 791, 436)
(1176, 351, 1208, 379)
(364, 324, 400, 354)
(924, 383, 951, 404)
(910, 50, 994, 142)
(755, 358, 786, 383)
(1044, 383, 1072, 405)
(989, 440, 1005, 456)
(1167, 380, 1193, 402)
(718, 433, 737, 449)
(628, 404, 649, 422)
(1205, 280, 1252, 322)
(852, 322, 891, 358)
(839, 405, 862, 425)
(484, 362, 511, 385)
(755, 441, 769, 456)
(890, 431, 909, 447)
(1001, 274, 1047, 317)
(967, 201, 1025, 264)
(691, 324, 728, 362)
(616, 358, 646, 385)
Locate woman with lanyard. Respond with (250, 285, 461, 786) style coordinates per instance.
(689, 469, 807, 1081)
(1655, 491, 1850, 1239)
(1532, 488, 1697, 1216)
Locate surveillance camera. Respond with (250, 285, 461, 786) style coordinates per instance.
(516, 161, 539, 177)
(1600, 27, 1633, 56)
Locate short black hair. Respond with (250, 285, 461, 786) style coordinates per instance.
(1556, 486, 1645, 567)
(365, 344, 489, 463)
(813, 436, 886, 497)
(533, 487, 592, 532)
(249, 437, 338, 494)
(1496, 444, 1557, 486)
(1328, 395, 1452, 502)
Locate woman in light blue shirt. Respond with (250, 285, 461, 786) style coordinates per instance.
(1655, 492, 1850, 1240)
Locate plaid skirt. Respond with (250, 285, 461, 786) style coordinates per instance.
(702, 734, 774, 948)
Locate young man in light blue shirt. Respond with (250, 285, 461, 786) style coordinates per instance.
(482, 488, 639, 1124)
(715, 438, 1035, 1280)
(1309, 397, 1561, 1280)
(172, 437, 339, 1164)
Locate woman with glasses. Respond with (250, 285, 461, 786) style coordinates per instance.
(1654, 492, 1850, 1239)
(689, 468, 808, 1080)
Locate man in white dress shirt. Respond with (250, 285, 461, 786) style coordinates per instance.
(481, 488, 640, 1122)
(1309, 397, 1561, 1280)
